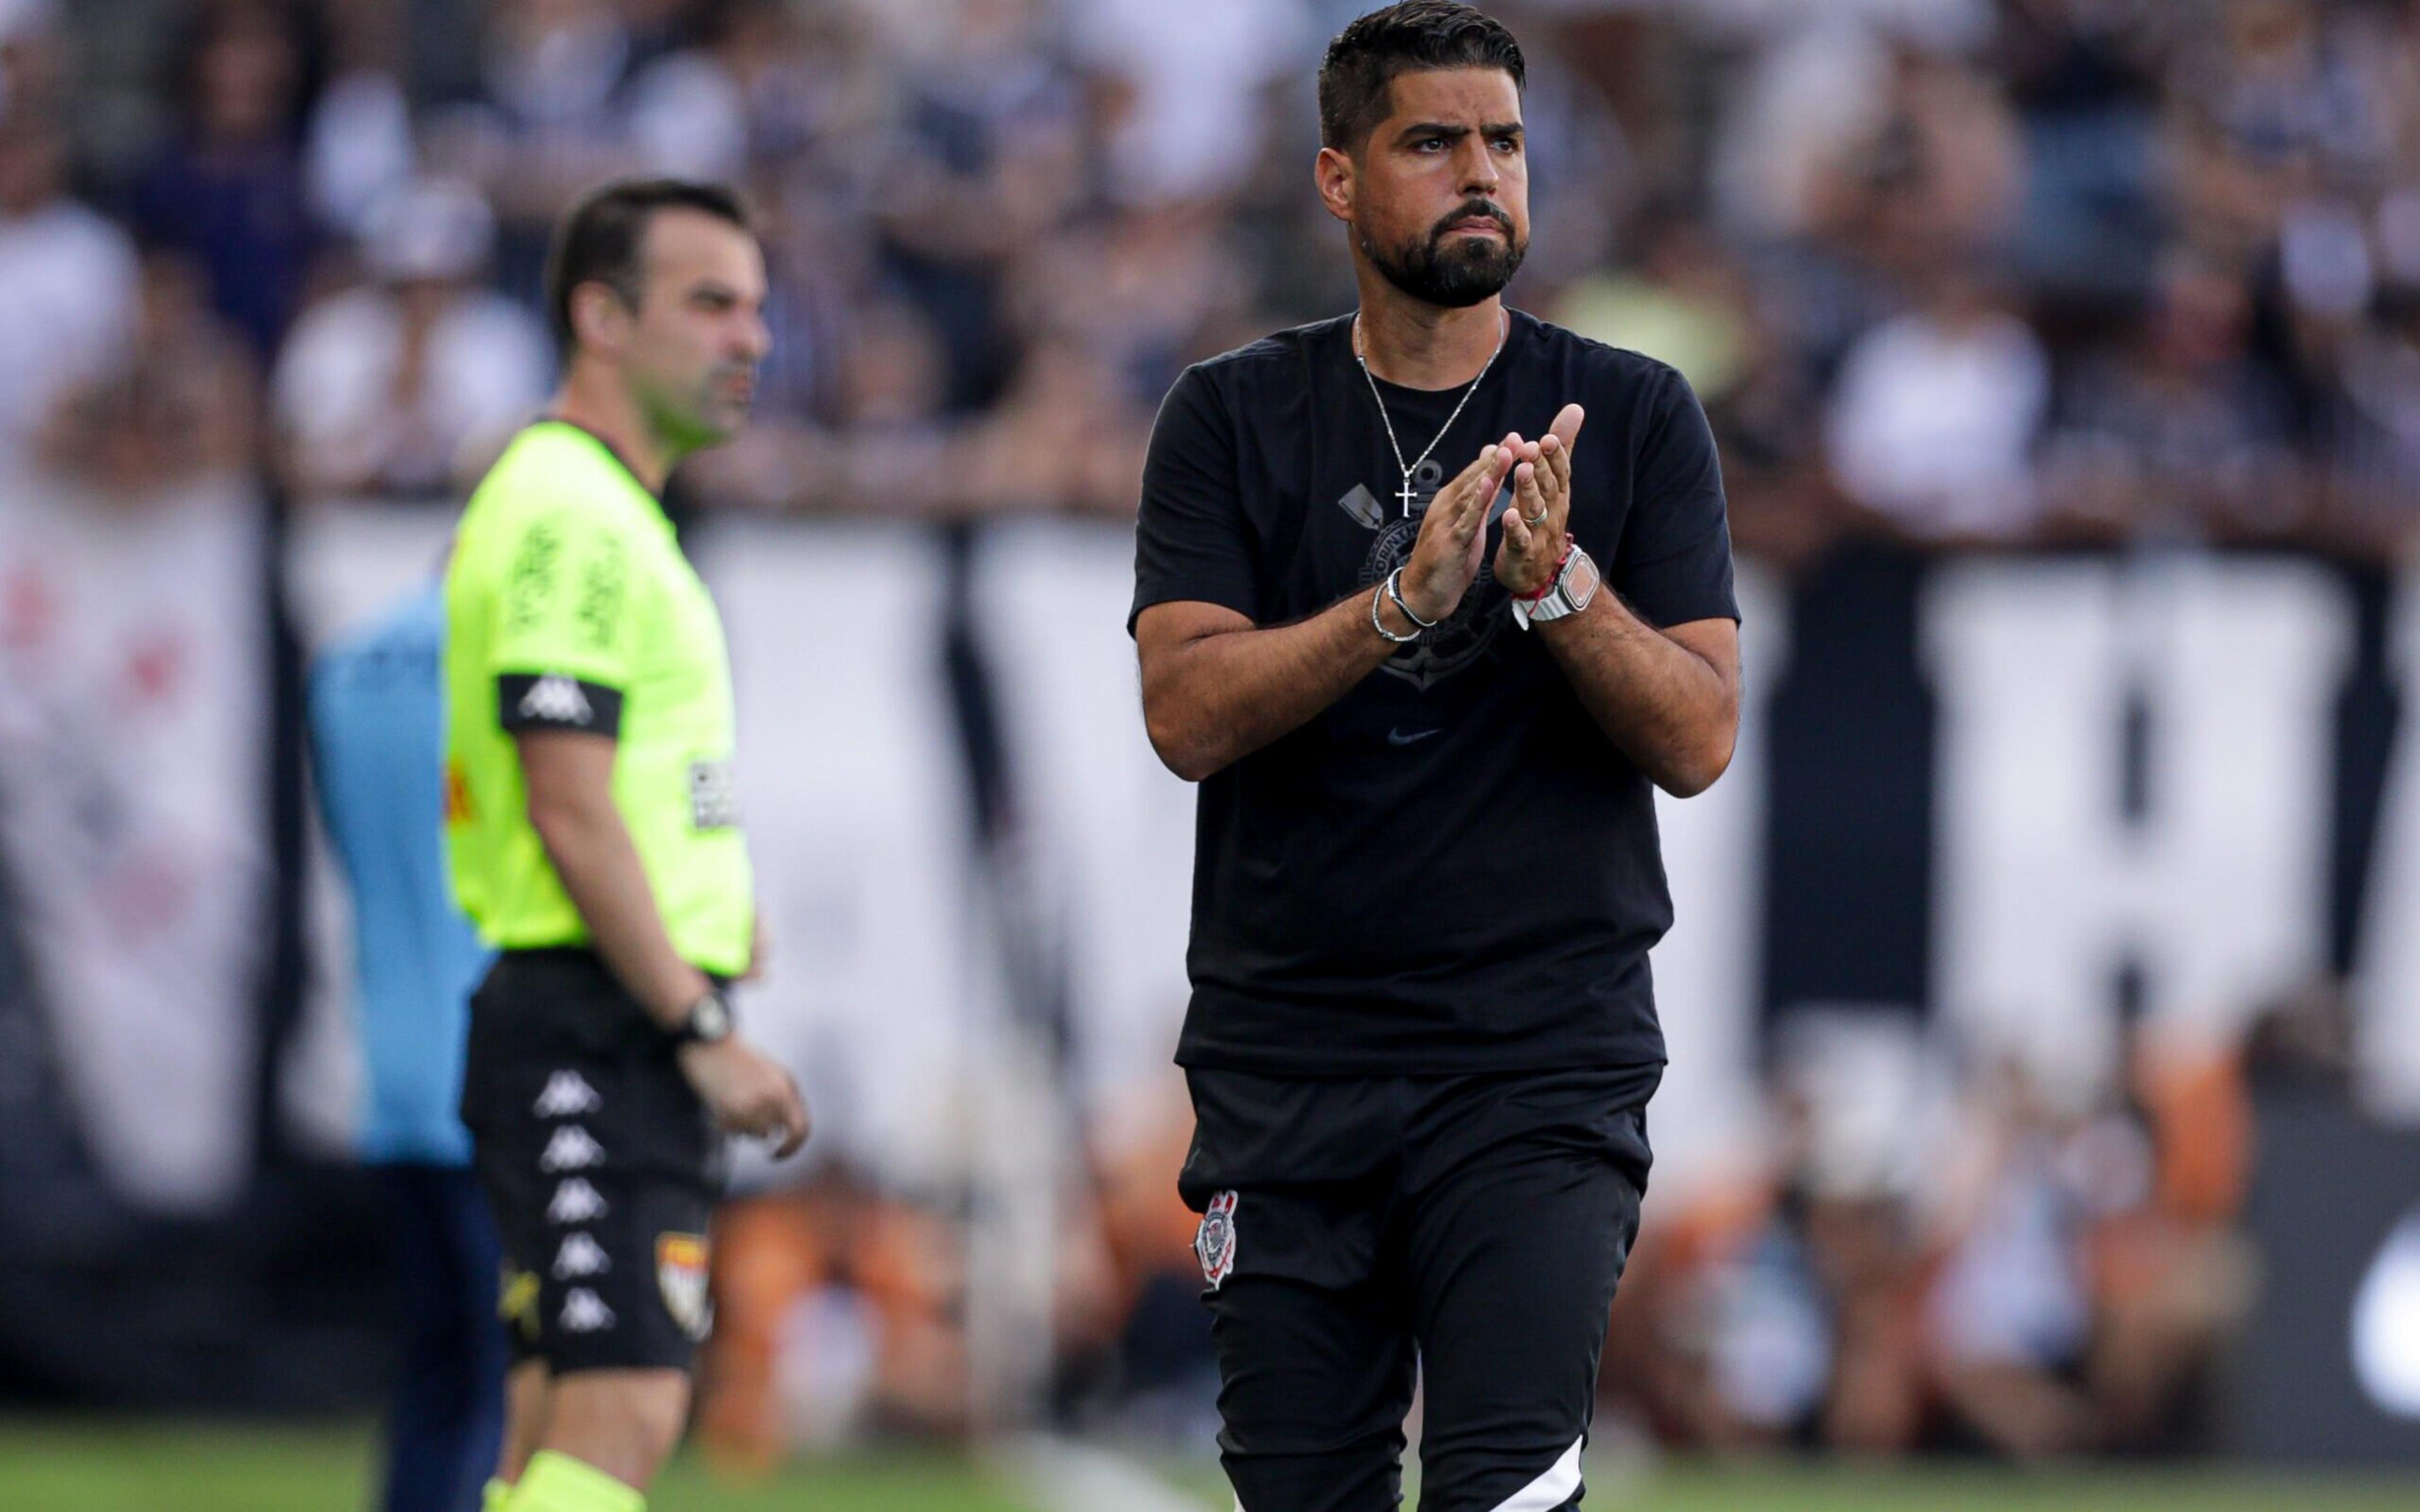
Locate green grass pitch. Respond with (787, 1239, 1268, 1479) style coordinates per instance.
(0, 1419, 2412, 1511)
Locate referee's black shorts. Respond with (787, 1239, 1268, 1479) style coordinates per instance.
(459, 948, 727, 1376)
(1180, 1063, 1656, 1512)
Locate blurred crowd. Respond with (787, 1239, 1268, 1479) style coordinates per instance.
(6, 0, 2420, 551)
(6, 0, 2416, 1467)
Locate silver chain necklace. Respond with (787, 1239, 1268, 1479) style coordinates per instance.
(1353, 309, 1507, 517)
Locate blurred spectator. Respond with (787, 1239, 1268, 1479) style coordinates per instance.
(0, 105, 138, 466)
(697, 1168, 977, 1469)
(2085, 1026, 2256, 1452)
(309, 579, 507, 1512)
(272, 178, 550, 501)
(0, 0, 60, 118)
(1995, 0, 2174, 297)
(628, 0, 831, 185)
(425, 0, 647, 302)
(38, 250, 255, 490)
(1070, 0, 1308, 209)
(304, 0, 415, 239)
(874, 0, 1088, 410)
(2038, 246, 2298, 542)
(130, 0, 325, 359)
(2169, 0, 2402, 262)
(688, 295, 955, 512)
(1923, 1061, 2099, 1460)
(952, 333, 1150, 517)
(1007, 203, 1254, 406)
(1554, 214, 1754, 404)
(1824, 263, 2050, 540)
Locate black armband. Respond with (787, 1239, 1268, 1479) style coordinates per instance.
(498, 673, 625, 735)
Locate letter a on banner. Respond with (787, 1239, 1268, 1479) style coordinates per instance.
(1925, 558, 2348, 1094)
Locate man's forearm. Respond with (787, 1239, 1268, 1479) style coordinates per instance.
(1145, 585, 1414, 781)
(1536, 593, 1737, 797)
(533, 803, 711, 1028)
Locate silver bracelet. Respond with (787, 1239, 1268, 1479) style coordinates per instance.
(1385, 567, 1440, 629)
(1371, 573, 1422, 643)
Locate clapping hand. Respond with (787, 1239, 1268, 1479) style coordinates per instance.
(1495, 404, 1585, 599)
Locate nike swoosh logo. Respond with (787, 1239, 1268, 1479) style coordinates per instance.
(1388, 728, 1441, 747)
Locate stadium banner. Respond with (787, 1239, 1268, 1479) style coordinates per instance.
(0, 467, 270, 1215)
(693, 517, 999, 1197)
(0, 496, 2406, 1451)
(273, 517, 2420, 1185)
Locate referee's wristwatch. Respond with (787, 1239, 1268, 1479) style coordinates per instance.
(672, 985, 735, 1045)
(1511, 543, 1601, 631)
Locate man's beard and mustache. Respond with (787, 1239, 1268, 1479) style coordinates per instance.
(1360, 200, 1526, 309)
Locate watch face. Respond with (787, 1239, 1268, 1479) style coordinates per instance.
(694, 994, 732, 1041)
(1570, 553, 1601, 600)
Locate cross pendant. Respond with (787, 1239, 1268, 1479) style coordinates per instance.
(1398, 476, 1421, 517)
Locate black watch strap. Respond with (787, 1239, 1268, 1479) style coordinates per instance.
(672, 986, 734, 1045)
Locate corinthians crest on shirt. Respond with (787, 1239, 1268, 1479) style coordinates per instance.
(1342, 467, 1518, 692)
(1195, 1189, 1239, 1291)
(657, 1233, 713, 1341)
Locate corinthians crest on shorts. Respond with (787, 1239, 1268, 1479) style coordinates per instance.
(657, 1232, 713, 1341)
(1196, 1189, 1239, 1290)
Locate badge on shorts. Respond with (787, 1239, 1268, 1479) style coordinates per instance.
(1196, 1190, 1239, 1290)
(657, 1233, 713, 1341)
(498, 1263, 541, 1343)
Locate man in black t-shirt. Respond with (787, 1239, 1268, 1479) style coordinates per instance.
(1130, 5, 1741, 1509)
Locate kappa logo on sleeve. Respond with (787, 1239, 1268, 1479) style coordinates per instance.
(533, 1071, 601, 1117)
(518, 674, 593, 726)
(1195, 1189, 1239, 1291)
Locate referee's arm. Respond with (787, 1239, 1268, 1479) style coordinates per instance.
(521, 730, 808, 1157)
(519, 729, 714, 1028)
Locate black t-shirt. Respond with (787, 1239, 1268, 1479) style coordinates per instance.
(1131, 309, 1739, 1077)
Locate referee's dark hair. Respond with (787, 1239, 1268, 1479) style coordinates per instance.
(1318, 1, 1526, 154)
(546, 178, 753, 355)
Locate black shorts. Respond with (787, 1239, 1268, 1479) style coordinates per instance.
(1180, 1063, 1657, 1512)
(459, 949, 727, 1376)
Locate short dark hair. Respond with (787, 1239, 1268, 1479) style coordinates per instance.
(1318, 1, 1525, 154)
(544, 178, 752, 354)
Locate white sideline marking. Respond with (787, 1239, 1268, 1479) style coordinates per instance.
(998, 1435, 1211, 1512)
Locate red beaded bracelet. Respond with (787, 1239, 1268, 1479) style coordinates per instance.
(1514, 535, 1576, 602)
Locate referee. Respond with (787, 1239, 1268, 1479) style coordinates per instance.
(1131, 6, 1740, 1510)
(444, 179, 807, 1512)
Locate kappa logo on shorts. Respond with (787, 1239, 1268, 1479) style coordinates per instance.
(548, 1177, 608, 1224)
(518, 674, 593, 726)
(1195, 1189, 1239, 1291)
(560, 1287, 616, 1333)
(553, 1232, 611, 1280)
(657, 1233, 713, 1342)
(539, 1125, 607, 1172)
(533, 1070, 601, 1117)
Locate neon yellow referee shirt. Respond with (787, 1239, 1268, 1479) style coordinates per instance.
(442, 421, 752, 975)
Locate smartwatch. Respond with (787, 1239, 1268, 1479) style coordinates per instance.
(673, 985, 735, 1045)
(1512, 544, 1601, 631)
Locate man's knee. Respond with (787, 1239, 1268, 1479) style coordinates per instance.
(541, 1368, 691, 1488)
